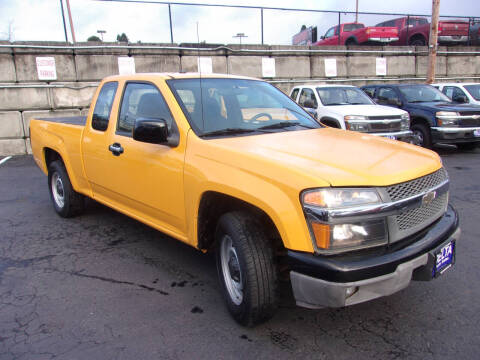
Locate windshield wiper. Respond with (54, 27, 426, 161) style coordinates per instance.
(201, 128, 257, 137)
(325, 102, 349, 105)
(348, 102, 368, 105)
(258, 121, 314, 130)
(408, 100, 426, 103)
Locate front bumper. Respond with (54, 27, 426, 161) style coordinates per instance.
(432, 126, 480, 144)
(288, 205, 460, 309)
(369, 130, 413, 142)
(368, 37, 399, 43)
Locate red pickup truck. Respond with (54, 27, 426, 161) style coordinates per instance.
(376, 17, 470, 46)
(314, 22, 399, 46)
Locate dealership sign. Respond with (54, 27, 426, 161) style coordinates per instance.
(36, 57, 57, 80)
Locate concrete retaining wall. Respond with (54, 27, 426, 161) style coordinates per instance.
(0, 41, 479, 155)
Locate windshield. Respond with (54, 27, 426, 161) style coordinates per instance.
(464, 85, 480, 101)
(167, 78, 320, 137)
(316, 87, 374, 105)
(398, 85, 451, 103)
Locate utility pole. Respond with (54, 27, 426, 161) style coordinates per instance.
(65, 0, 76, 43)
(59, 0, 68, 42)
(97, 30, 106, 41)
(426, 0, 440, 84)
(233, 33, 248, 46)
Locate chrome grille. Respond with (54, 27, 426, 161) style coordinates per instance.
(396, 193, 448, 230)
(386, 168, 448, 201)
(369, 121, 402, 132)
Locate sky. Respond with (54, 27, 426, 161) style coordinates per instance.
(0, 0, 478, 45)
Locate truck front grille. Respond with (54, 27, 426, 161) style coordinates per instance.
(396, 193, 448, 230)
(367, 116, 402, 133)
(386, 168, 448, 201)
(383, 167, 449, 242)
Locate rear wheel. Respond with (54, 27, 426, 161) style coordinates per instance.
(409, 37, 426, 46)
(345, 38, 358, 46)
(411, 123, 432, 148)
(457, 142, 478, 151)
(215, 211, 277, 326)
(48, 160, 84, 217)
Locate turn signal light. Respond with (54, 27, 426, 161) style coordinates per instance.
(311, 222, 330, 249)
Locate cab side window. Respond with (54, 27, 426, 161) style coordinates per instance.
(298, 88, 318, 108)
(118, 82, 174, 136)
(377, 87, 399, 104)
(91, 82, 118, 131)
(325, 27, 335, 38)
(362, 87, 376, 99)
(443, 86, 468, 102)
(290, 88, 300, 101)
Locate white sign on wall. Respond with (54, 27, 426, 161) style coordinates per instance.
(36, 57, 57, 80)
(376, 57, 387, 76)
(197, 57, 213, 74)
(262, 57, 276, 78)
(324, 58, 337, 77)
(118, 57, 136, 75)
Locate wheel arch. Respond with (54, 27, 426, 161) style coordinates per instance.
(345, 36, 358, 45)
(408, 33, 427, 45)
(320, 117, 342, 128)
(197, 191, 284, 254)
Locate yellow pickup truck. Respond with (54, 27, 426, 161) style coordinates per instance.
(30, 73, 459, 326)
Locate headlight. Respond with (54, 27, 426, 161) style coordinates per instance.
(436, 111, 459, 118)
(400, 113, 410, 130)
(436, 112, 459, 127)
(302, 188, 388, 252)
(303, 188, 380, 208)
(344, 115, 369, 132)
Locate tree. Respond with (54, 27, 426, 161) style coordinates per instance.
(300, 25, 307, 31)
(116, 33, 129, 43)
(87, 35, 101, 42)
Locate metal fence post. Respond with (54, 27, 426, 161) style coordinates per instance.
(406, 15, 410, 45)
(338, 12, 341, 45)
(168, 4, 174, 44)
(261, 8, 264, 45)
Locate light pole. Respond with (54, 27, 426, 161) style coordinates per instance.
(97, 30, 106, 41)
(233, 33, 248, 46)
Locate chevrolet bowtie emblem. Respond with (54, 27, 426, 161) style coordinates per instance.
(422, 191, 437, 206)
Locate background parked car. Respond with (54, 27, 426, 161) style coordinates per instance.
(313, 22, 398, 46)
(376, 17, 469, 45)
(361, 83, 480, 149)
(290, 84, 412, 141)
(433, 83, 480, 105)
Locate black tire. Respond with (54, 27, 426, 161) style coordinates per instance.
(215, 211, 277, 326)
(48, 160, 84, 218)
(457, 142, 478, 151)
(409, 37, 426, 46)
(411, 123, 432, 148)
(345, 38, 357, 46)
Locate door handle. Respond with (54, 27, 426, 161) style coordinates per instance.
(108, 143, 124, 156)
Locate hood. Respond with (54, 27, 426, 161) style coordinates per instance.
(200, 128, 442, 188)
(325, 104, 406, 117)
(408, 101, 480, 112)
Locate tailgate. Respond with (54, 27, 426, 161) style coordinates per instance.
(439, 21, 469, 35)
(365, 26, 399, 37)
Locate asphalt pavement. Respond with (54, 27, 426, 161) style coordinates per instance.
(0, 148, 479, 359)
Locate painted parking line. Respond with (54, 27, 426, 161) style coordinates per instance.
(0, 156, 12, 166)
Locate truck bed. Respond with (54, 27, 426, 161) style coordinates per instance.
(36, 116, 87, 126)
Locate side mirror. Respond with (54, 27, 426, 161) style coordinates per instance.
(387, 98, 403, 107)
(452, 94, 468, 104)
(133, 118, 168, 144)
(303, 99, 316, 109)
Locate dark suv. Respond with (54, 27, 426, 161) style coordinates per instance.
(362, 84, 480, 149)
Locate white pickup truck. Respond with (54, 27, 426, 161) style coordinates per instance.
(290, 84, 413, 141)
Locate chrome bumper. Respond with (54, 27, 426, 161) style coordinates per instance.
(432, 126, 480, 133)
(370, 130, 413, 138)
(290, 227, 461, 309)
(438, 35, 468, 42)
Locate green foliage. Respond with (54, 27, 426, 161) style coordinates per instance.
(87, 35, 101, 42)
(116, 33, 129, 42)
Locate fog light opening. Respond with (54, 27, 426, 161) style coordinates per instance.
(345, 286, 358, 299)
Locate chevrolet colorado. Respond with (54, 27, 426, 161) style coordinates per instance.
(30, 73, 459, 326)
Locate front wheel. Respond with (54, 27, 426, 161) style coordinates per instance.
(48, 160, 84, 217)
(215, 211, 278, 326)
(411, 123, 432, 148)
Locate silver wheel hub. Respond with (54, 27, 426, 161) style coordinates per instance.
(413, 129, 424, 146)
(220, 235, 243, 305)
(51, 173, 65, 208)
